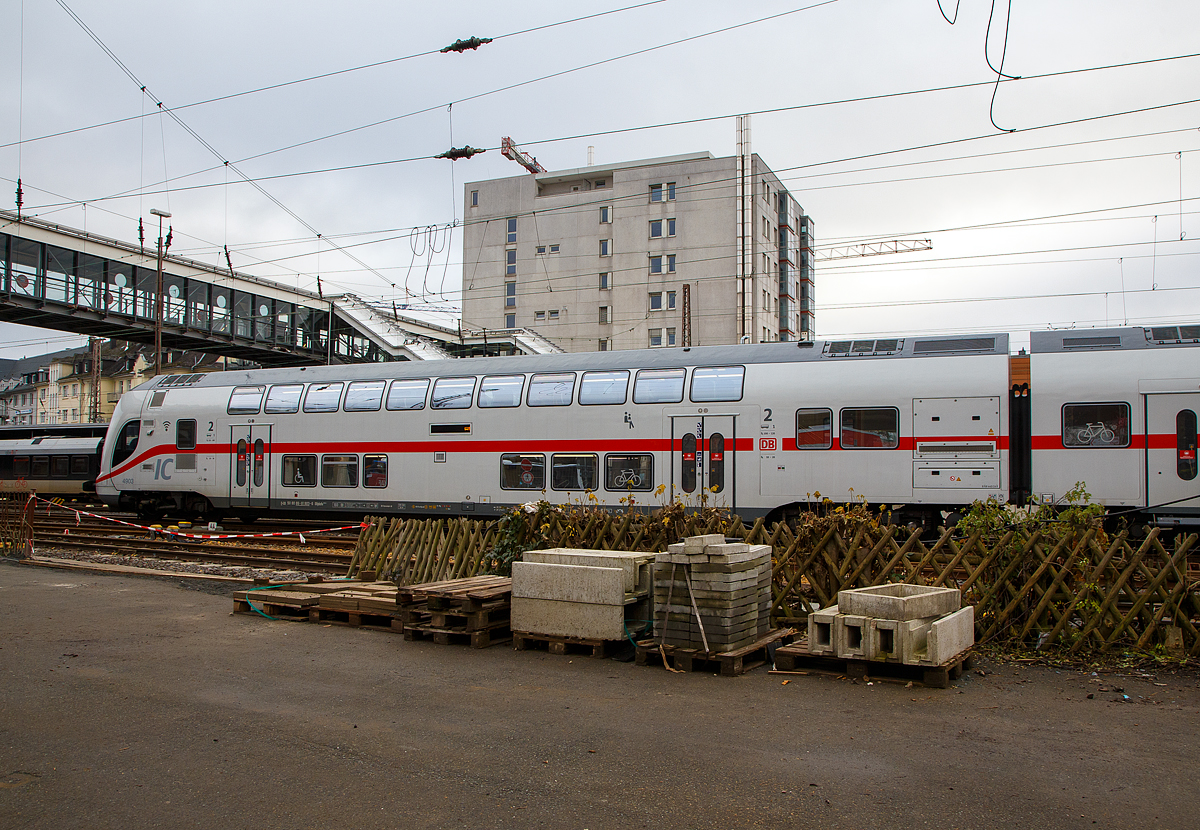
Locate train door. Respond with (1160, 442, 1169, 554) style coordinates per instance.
(669, 414, 736, 507)
(1145, 393, 1200, 511)
(229, 424, 272, 509)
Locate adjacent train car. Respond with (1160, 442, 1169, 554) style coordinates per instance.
(0, 434, 104, 496)
(1029, 325, 1200, 524)
(94, 333, 1013, 522)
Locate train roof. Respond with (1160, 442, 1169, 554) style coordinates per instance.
(0, 435, 103, 453)
(1031, 324, 1200, 353)
(146, 333, 1011, 389)
(0, 423, 110, 439)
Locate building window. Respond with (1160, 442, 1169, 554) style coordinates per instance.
(650, 256, 662, 274)
(549, 244, 559, 254)
(536, 245, 546, 255)
(668, 218, 676, 237)
(595, 179, 606, 187)
(667, 290, 676, 309)
(650, 220, 663, 238)
(667, 182, 675, 200)
(506, 217, 517, 243)
(650, 183, 663, 202)
(506, 248, 517, 275)
(505, 313, 516, 328)
(600, 206, 611, 223)
(548, 310, 559, 320)
(505, 280, 517, 308)
(598, 272, 610, 290)
(471, 190, 478, 207)
(599, 305, 610, 325)
(667, 255, 676, 273)
(598, 339, 610, 351)
(667, 327, 676, 346)
(599, 239, 611, 257)
(649, 292, 663, 311)
(535, 311, 546, 322)
(649, 329, 663, 347)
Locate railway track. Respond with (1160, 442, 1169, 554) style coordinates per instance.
(28, 507, 362, 575)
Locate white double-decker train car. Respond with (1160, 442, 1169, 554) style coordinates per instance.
(94, 333, 1015, 523)
(93, 326, 1200, 526)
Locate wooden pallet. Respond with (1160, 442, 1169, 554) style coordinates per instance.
(404, 623, 510, 648)
(635, 628, 796, 676)
(512, 630, 631, 658)
(308, 607, 400, 632)
(232, 589, 320, 620)
(771, 642, 973, 689)
(401, 600, 510, 632)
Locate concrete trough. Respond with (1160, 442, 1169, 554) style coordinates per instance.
(837, 584, 960, 621)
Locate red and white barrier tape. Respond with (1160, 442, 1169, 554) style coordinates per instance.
(27, 494, 368, 541)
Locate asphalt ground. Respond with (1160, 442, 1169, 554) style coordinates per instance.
(2, 559, 1197, 830)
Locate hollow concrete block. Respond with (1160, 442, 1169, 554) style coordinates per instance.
(835, 613, 872, 659)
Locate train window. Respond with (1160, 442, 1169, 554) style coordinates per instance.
(386, 378, 430, 411)
(363, 455, 388, 488)
(579, 370, 629, 405)
(150, 391, 167, 407)
(633, 368, 685, 404)
(340, 380, 384, 412)
(227, 386, 264, 415)
(70, 456, 91, 475)
(13, 456, 30, 477)
(840, 407, 899, 449)
(111, 420, 140, 467)
(1178, 410, 1198, 481)
(795, 409, 833, 449)
(51, 456, 70, 477)
(528, 373, 576, 407)
(431, 377, 476, 410)
(479, 375, 525, 408)
(500, 453, 545, 490)
(282, 455, 316, 487)
(265, 384, 304, 414)
(690, 366, 745, 403)
(551, 453, 598, 490)
(303, 382, 344, 413)
(177, 420, 197, 450)
(1062, 403, 1130, 448)
(321, 454, 358, 488)
(604, 453, 653, 491)
(31, 456, 50, 478)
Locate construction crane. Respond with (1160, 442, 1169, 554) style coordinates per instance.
(501, 137, 547, 174)
(812, 239, 932, 262)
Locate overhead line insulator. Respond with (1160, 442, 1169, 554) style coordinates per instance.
(436, 146, 486, 161)
(441, 36, 493, 53)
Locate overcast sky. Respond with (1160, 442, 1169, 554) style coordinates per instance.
(2, 0, 1198, 359)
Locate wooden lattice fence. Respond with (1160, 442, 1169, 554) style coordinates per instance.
(0, 492, 35, 559)
(349, 505, 1200, 657)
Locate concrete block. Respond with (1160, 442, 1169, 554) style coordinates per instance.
(835, 614, 872, 659)
(923, 606, 975, 666)
(511, 562, 623, 605)
(868, 617, 937, 663)
(807, 605, 840, 656)
(511, 597, 629, 640)
(704, 542, 750, 558)
(837, 584, 961, 621)
(523, 548, 653, 593)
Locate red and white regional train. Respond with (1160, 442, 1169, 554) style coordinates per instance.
(93, 325, 1200, 526)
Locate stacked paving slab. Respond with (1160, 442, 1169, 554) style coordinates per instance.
(807, 584, 974, 666)
(654, 534, 772, 652)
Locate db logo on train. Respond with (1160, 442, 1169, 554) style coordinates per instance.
(760, 438, 777, 451)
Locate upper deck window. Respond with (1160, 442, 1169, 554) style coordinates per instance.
(690, 366, 745, 403)
(265, 384, 303, 414)
(528, 373, 576, 407)
(227, 386, 264, 415)
(579, 370, 629, 405)
(478, 375, 525, 408)
(633, 368, 685, 404)
(303, 383, 344, 413)
(344, 380, 386, 412)
(431, 377, 476, 410)
(386, 378, 430, 410)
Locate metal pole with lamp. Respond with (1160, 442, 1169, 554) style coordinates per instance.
(150, 208, 172, 377)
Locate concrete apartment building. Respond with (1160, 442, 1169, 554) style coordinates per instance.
(460, 149, 814, 353)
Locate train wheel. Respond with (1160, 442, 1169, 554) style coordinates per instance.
(234, 511, 260, 524)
